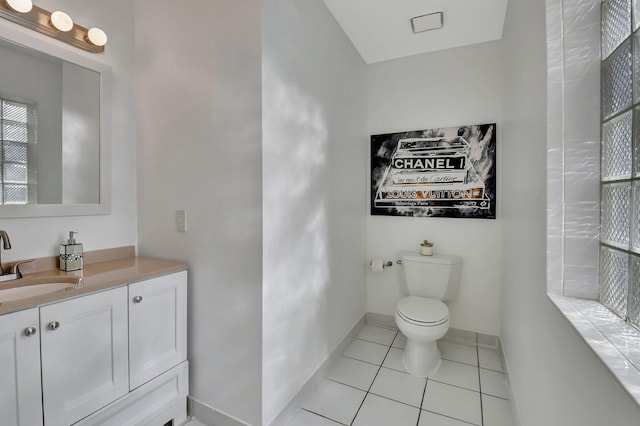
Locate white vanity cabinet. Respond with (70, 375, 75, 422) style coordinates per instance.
(74, 270, 188, 426)
(129, 270, 187, 389)
(0, 308, 43, 426)
(40, 286, 129, 426)
(0, 268, 188, 426)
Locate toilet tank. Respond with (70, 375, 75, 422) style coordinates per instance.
(399, 251, 462, 301)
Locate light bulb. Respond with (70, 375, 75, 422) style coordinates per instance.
(6, 0, 33, 13)
(50, 11, 73, 32)
(86, 27, 107, 47)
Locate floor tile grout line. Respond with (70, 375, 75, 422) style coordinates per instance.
(301, 408, 349, 426)
(425, 377, 480, 393)
(379, 363, 406, 373)
(368, 390, 425, 410)
(416, 378, 429, 426)
(481, 392, 510, 401)
(323, 376, 372, 393)
(348, 330, 397, 426)
(421, 409, 479, 426)
(477, 342, 485, 426)
(479, 366, 505, 374)
(377, 363, 481, 393)
(353, 337, 394, 347)
(439, 357, 479, 368)
(342, 354, 387, 367)
(367, 336, 395, 391)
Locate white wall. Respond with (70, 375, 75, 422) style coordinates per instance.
(500, 0, 640, 424)
(0, 0, 136, 261)
(135, 1, 263, 425)
(366, 43, 504, 335)
(262, 0, 367, 423)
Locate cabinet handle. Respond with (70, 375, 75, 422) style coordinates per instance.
(23, 327, 37, 337)
(133, 296, 143, 304)
(47, 321, 61, 331)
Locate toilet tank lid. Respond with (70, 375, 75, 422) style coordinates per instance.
(399, 251, 461, 265)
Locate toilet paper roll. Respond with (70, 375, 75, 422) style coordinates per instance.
(370, 258, 385, 273)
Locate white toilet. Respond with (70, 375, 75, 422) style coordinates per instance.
(395, 251, 461, 377)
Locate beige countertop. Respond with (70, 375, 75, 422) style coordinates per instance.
(0, 252, 187, 315)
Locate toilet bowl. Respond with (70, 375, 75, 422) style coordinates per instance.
(395, 295, 449, 377)
(394, 251, 461, 378)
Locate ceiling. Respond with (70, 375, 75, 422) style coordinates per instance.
(322, 0, 509, 64)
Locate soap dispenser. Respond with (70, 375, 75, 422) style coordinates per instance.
(60, 231, 83, 271)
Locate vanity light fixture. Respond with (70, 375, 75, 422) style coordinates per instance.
(0, 1, 106, 52)
(86, 27, 107, 47)
(50, 11, 73, 32)
(5, 0, 32, 14)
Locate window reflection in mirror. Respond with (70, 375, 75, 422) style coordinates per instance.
(0, 38, 100, 206)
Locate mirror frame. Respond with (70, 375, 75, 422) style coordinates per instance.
(0, 19, 111, 218)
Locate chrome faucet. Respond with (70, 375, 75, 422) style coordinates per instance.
(0, 230, 11, 275)
(10, 259, 35, 279)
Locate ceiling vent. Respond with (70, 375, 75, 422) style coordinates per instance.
(410, 11, 444, 33)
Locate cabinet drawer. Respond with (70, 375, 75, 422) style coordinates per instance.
(74, 361, 189, 426)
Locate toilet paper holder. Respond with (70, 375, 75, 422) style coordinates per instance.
(370, 260, 394, 268)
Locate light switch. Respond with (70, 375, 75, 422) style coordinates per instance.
(177, 209, 187, 232)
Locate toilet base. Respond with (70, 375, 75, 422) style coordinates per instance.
(402, 339, 442, 378)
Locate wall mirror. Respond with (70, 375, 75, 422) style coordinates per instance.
(0, 20, 111, 218)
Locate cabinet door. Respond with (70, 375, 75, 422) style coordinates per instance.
(40, 287, 128, 426)
(129, 271, 187, 389)
(0, 308, 42, 426)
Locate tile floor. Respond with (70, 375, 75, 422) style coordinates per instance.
(288, 325, 515, 426)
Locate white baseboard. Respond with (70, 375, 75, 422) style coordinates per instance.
(366, 312, 398, 329)
(499, 343, 523, 426)
(188, 397, 251, 426)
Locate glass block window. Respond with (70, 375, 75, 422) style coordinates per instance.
(603, 0, 631, 59)
(602, 110, 632, 179)
(601, 0, 640, 329)
(0, 98, 35, 205)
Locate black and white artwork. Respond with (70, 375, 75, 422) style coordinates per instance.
(371, 123, 496, 219)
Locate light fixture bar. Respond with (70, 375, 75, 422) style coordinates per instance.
(0, 2, 104, 53)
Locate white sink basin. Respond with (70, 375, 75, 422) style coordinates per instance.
(0, 276, 82, 303)
(0, 283, 75, 302)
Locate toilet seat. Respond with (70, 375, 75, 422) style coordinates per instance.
(396, 296, 448, 327)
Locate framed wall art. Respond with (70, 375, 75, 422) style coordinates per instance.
(371, 123, 496, 219)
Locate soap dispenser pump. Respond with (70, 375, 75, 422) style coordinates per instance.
(60, 231, 83, 271)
